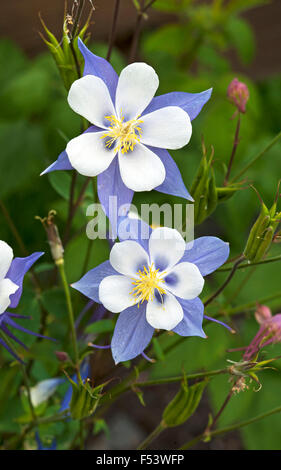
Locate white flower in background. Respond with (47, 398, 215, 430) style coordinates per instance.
(0, 241, 19, 314)
(66, 63, 192, 192)
(30, 378, 63, 407)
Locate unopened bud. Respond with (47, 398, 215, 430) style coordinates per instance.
(255, 304, 272, 324)
(227, 78, 249, 114)
(190, 141, 218, 225)
(244, 186, 281, 262)
(36, 210, 64, 265)
(55, 351, 70, 362)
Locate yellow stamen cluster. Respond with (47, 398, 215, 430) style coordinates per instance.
(130, 264, 166, 305)
(102, 113, 143, 154)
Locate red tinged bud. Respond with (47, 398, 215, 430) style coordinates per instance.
(227, 78, 249, 114)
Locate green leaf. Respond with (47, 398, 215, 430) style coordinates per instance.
(85, 319, 114, 335)
(163, 379, 208, 427)
(93, 418, 110, 438)
(152, 337, 165, 361)
(48, 171, 72, 200)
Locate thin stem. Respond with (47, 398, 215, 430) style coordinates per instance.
(224, 113, 241, 185)
(204, 255, 245, 307)
(69, 41, 82, 78)
(226, 265, 257, 305)
(57, 261, 81, 383)
(80, 178, 97, 276)
(63, 177, 91, 244)
(106, 0, 121, 61)
(133, 368, 228, 389)
(68, 0, 85, 78)
(205, 387, 234, 434)
(180, 404, 281, 450)
(3, 410, 69, 450)
(222, 290, 281, 317)
(65, 172, 78, 241)
(231, 130, 281, 183)
(71, 0, 85, 39)
(21, 366, 37, 423)
(129, 0, 156, 62)
(137, 422, 165, 450)
(218, 254, 281, 272)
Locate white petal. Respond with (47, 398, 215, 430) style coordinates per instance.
(0, 240, 14, 280)
(30, 378, 61, 407)
(149, 227, 186, 271)
(164, 262, 204, 300)
(118, 144, 165, 192)
(99, 275, 135, 313)
(68, 75, 116, 128)
(115, 63, 159, 120)
(146, 291, 183, 330)
(140, 106, 192, 149)
(0, 278, 19, 314)
(110, 241, 149, 276)
(66, 131, 117, 177)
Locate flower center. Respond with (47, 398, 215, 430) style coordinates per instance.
(130, 264, 166, 304)
(102, 113, 143, 154)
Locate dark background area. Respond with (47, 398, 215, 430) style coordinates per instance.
(1, 0, 281, 79)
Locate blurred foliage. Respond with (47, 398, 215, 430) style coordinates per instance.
(0, 0, 281, 450)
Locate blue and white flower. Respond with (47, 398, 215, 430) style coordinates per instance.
(0, 240, 45, 361)
(72, 226, 229, 364)
(42, 39, 212, 219)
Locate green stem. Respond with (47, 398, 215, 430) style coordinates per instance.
(137, 422, 165, 450)
(180, 404, 281, 450)
(57, 261, 81, 383)
(106, 0, 121, 61)
(216, 291, 281, 318)
(129, 0, 157, 62)
(135, 368, 229, 389)
(218, 254, 281, 272)
(3, 410, 69, 450)
(231, 130, 281, 183)
(224, 113, 241, 185)
(204, 255, 245, 307)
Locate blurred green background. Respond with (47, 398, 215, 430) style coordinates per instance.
(1, 0, 281, 450)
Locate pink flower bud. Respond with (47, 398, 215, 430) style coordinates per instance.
(254, 304, 272, 325)
(55, 351, 69, 362)
(243, 313, 281, 361)
(227, 78, 249, 113)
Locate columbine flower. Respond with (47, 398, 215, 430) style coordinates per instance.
(72, 225, 229, 364)
(227, 78, 249, 114)
(42, 39, 212, 218)
(243, 305, 281, 361)
(0, 240, 44, 361)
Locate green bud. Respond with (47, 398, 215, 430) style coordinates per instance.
(70, 379, 104, 420)
(244, 189, 281, 262)
(216, 184, 244, 202)
(39, 9, 92, 90)
(162, 378, 208, 428)
(190, 144, 218, 225)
